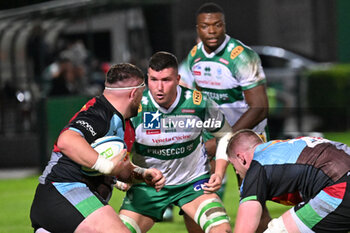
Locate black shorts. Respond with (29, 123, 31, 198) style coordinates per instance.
(30, 182, 107, 233)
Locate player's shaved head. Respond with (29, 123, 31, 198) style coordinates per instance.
(227, 129, 263, 157)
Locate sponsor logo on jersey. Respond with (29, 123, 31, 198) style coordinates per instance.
(193, 64, 202, 76)
(196, 80, 221, 86)
(194, 64, 201, 69)
(193, 90, 202, 105)
(190, 45, 197, 57)
(181, 109, 195, 113)
(219, 58, 229, 65)
(204, 66, 211, 76)
(146, 129, 161, 135)
(193, 178, 209, 191)
(76, 120, 97, 136)
(143, 110, 161, 129)
(216, 67, 223, 79)
(147, 146, 188, 157)
(230, 45, 244, 60)
(152, 134, 191, 144)
(193, 70, 201, 76)
(203, 90, 229, 101)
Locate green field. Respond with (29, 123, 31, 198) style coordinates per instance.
(0, 131, 349, 233)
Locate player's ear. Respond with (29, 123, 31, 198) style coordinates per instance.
(129, 88, 137, 99)
(236, 153, 245, 165)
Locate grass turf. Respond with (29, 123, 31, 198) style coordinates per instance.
(0, 131, 349, 233)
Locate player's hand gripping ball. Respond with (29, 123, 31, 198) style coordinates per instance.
(82, 136, 127, 176)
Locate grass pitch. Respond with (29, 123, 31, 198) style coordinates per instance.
(0, 131, 349, 233)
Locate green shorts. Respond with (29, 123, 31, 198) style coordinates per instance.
(120, 174, 210, 221)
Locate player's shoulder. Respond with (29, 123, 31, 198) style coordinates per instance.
(135, 88, 151, 113)
(188, 42, 203, 60)
(226, 37, 259, 61)
(180, 85, 207, 106)
(74, 96, 109, 120)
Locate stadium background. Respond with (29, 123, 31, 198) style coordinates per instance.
(0, 1, 349, 232)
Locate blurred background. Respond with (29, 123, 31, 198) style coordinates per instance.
(0, 0, 349, 173)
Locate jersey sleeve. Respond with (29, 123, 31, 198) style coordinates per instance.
(66, 111, 108, 144)
(204, 97, 226, 133)
(240, 160, 269, 207)
(179, 58, 195, 89)
(234, 48, 266, 91)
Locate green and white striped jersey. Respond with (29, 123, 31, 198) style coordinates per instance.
(131, 85, 226, 185)
(186, 35, 267, 133)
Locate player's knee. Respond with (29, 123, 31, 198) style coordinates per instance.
(264, 216, 288, 233)
(194, 198, 230, 233)
(120, 214, 141, 233)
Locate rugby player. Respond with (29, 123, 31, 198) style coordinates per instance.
(119, 51, 233, 233)
(30, 63, 165, 233)
(227, 129, 350, 232)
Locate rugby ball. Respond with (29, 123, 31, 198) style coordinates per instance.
(82, 136, 127, 176)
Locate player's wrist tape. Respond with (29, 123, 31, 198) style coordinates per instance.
(115, 180, 129, 191)
(264, 216, 288, 233)
(91, 155, 114, 174)
(133, 167, 146, 176)
(215, 132, 233, 161)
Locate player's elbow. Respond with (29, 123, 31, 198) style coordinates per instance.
(56, 134, 69, 151)
(260, 106, 269, 119)
(56, 130, 76, 152)
(251, 105, 268, 122)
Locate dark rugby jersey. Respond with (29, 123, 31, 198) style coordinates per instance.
(39, 95, 125, 184)
(240, 137, 350, 206)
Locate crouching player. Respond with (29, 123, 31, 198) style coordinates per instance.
(227, 129, 350, 233)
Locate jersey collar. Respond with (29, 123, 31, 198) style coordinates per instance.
(201, 34, 230, 58)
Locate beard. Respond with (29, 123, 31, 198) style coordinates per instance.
(129, 99, 140, 118)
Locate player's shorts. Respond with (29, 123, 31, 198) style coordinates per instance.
(120, 174, 210, 221)
(291, 173, 350, 233)
(30, 181, 108, 232)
